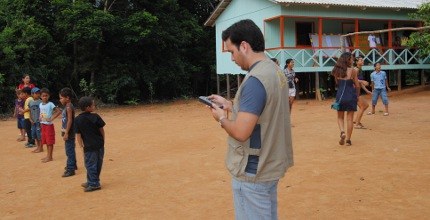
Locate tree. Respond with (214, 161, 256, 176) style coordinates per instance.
(408, 2, 430, 56)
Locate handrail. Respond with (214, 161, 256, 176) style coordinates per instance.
(340, 26, 430, 52)
(265, 48, 430, 72)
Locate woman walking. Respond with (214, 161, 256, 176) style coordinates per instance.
(332, 52, 360, 146)
(354, 56, 372, 129)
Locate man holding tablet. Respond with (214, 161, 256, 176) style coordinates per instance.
(206, 19, 294, 219)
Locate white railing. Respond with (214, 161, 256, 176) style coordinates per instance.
(266, 48, 430, 72)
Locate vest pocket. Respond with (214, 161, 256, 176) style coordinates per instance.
(226, 144, 247, 177)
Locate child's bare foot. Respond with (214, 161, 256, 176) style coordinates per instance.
(32, 149, 43, 153)
(41, 158, 53, 163)
(16, 137, 25, 142)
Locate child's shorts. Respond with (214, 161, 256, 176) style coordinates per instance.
(372, 88, 389, 106)
(41, 124, 55, 145)
(17, 118, 25, 129)
(31, 122, 41, 140)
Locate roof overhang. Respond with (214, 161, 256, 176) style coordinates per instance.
(204, 0, 232, 27)
(204, 0, 424, 27)
(275, 0, 424, 10)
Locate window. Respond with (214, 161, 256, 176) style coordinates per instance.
(296, 22, 314, 46)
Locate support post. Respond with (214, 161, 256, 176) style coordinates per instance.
(315, 72, 321, 101)
(397, 70, 402, 91)
(421, 69, 425, 86)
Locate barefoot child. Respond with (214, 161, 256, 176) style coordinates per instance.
(14, 89, 26, 142)
(21, 87, 35, 147)
(75, 97, 106, 192)
(39, 88, 59, 163)
(52, 88, 77, 177)
(29, 88, 42, 153)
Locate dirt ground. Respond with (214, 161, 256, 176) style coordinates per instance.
(1, 87, 429, 219)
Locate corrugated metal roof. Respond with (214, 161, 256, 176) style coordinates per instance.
(204, 0, 427, 26)
(275, 0, 426, 9)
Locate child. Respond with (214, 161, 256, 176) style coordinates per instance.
(20, 87, 35, 147)
(14, 89, 26, 142)
(39, 88, 59, 163)
(75, 96, 106, 192)
(13, 89, 25, 141)
(53, 88, 77, 177)
(369, 62, 391, 116)
(29, 87, 43, 153)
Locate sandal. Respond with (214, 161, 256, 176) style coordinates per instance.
(339, 131, 346, 145)
(383, 112, 389, 116)
(367, 112, 374, 115)
(346, 140, 352, 146)
(354, 123, 366, 129)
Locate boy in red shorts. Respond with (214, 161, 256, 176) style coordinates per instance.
(39, 88, 59, 163)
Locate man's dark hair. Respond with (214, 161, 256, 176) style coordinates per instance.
(22, 87, 31, 95)
(78, 96, 93, 111)
(222, 19, 265, 52)
(374, 62, 380, 67)
(59, 87, 73, 99)
(40, 88, 50, 95)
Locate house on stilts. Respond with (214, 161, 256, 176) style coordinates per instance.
(204, 0, 430, 100)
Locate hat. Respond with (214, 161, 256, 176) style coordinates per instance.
(31, 87, 40, 93)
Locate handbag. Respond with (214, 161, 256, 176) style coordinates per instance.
(331, 81, 346, 111)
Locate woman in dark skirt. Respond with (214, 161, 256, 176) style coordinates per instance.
(331, 52, 360, 146)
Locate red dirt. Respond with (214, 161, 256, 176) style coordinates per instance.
(1, 88, 429, 219)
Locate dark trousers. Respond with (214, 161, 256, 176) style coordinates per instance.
(65, 138, 77, 171)
(24, 119, 34, 144)
(84, 148, 104, 187)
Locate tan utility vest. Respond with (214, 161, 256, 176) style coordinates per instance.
(226, 59, 294, 182)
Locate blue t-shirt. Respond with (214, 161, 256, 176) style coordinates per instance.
(39, 102, 56, 125)
(371, 70, 387, 89)
(29, 99, 42, 122)
(239, 76, 266, 174)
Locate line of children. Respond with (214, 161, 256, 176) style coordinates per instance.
(15, 86, 106, 192)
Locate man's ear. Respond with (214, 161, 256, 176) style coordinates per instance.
(240, 41, 249, 53)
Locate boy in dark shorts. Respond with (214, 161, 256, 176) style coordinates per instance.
(75, 96, 106, 192)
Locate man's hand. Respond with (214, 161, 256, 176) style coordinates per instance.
(208, 94, 232, 111)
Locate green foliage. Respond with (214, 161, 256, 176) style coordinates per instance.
(124, 98, 140, 106)
(79, 78, 96, 97)
(0, 0, 218, 113)
(408, 2, 430, 56)
(123, 11, 158, 44)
